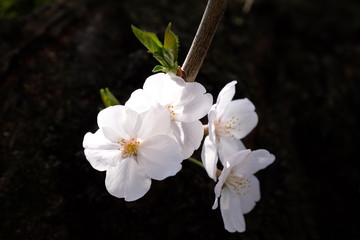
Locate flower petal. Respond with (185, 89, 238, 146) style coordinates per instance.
(83, 130, 119, 171)
(222, 98, 256, 117)
(216, 150, 250, 198)
(101, 126, 122, 143)
(123, 107, 143, 137)
(233, 149, 275, 175)
(207, 107, 218, 143)
(216, 81, 237, 117)
(172, 121, 203, 159)
(212, 197, 219, 210)
(220, 187, 246, 232)
(97, 105, 140, 139)
(175, 82, 213, 122)
(83, 129, 117, 149)
(125, 89, 153, 113)
(215, 151, 246, 199)
(214, 165, 229, 200)
(249, 175, 261, 202)
(105, 158, 151, 201)
(97, 105, 126, 129)
(143, 73, 185, 106)
(137, 106, 171, 139)
(137, 135, 182, 180)
(84, 148, 120, 171)
(220, 98, 258, 139)
(218, 138, 246, 164)
(201, 136, 218, 181)
(238, 175, 260, 214)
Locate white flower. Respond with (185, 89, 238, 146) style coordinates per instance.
(201, 81, 258, 180)
(82, 105, 183, 201)
(213, 149, 275, 232)
(126, 72, 213, 158)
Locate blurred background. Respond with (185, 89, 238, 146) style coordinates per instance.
(1, 0, 359, 239)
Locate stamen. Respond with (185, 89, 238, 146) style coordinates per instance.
(226, 173, 251, 195)
(117, 138, 140, 158)
(215, 116, 241, 139)
(166, 105, 176, 120)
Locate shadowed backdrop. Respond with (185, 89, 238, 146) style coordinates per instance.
(1, 0, 359, 239)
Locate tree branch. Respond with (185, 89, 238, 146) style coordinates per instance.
(181, 0, 227, 82)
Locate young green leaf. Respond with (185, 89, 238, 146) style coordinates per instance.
(131, 23, 180, 74)
(163, 23, 179, 65)
(152, 65, 166, 73)
(100, 88, 120, 108)
(131, 25, 163, 53)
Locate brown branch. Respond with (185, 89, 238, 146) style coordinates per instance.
(181, 0, 227, 82)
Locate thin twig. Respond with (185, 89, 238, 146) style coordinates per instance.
(181, 0, 227, 82)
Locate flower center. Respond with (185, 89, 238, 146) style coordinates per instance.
(226, 173, 251, 195)
(166, 104, 176, 120)
(214, 116, 240, 139)
(117, 138, 140, 158)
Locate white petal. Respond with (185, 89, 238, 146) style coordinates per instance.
(212, 197, 219, 210)
(84, 148, 120, 171)
(207, 107, 218, 143)
(83, 129, 117, 149)
(250, 175, 261, 202)
(220, 187, 246, 232)
(218, 138, 246, 165)
(123, 107, 143, 138)
(239, 175, 260, 214)
(214, 154, 241, 197)
(137, 106, 171, 139)
(143, 73, 185, 106)
(233, 111, 258, 139)
(219, 149, 251, 193)
(221, 98, 256, 118)
(216, 81, 237, 117)
(220, 98, 258, 139)
(227, 149, 252, 166)
(137, 135, 182, 180)
(97, 105, 126, 129)
(175, 82, 213, 122)
(105, 158, 151, 201)
(97, 105, 140, 139)
(101, 126, 122, 143)
(172, 121, 203, 159)
(83, 130, 119, 171)
(233, 149, 275, 175)
(125, 89, 153, 113)
(214, 170, 227, 200)
(201, 136, 218, 181)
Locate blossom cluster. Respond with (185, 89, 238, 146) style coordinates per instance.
(83, 73, 275, 232)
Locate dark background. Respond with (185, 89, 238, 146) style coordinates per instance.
(1, 0, 359, 239)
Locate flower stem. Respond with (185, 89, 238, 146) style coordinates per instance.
(181, 0, 227, 82)
(186, 157, 205, 169)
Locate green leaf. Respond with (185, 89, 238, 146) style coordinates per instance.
(163, 51, 176, 69)
(131, 23, 180, 74)
(163, 23, 179, 65)
(131, 25, 163, 53)
(152, 49, 168, 67)
(100, 88, 120, 108)
(152, 65, 166, 73)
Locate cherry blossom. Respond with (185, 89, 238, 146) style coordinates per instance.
(83, 105, 183, 201)
(201, 81, 258, 180)
(213, 149, 275, 232)
(125, 72, 213, 158)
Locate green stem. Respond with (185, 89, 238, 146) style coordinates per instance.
(186, 157, 205, 169)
